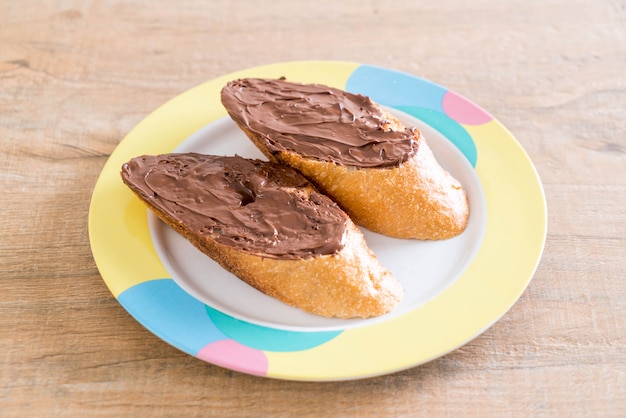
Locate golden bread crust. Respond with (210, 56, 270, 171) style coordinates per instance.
(124, 175, 403, 319)
(279, 139, 469, 240)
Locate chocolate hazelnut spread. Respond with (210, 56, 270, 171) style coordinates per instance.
(121, 153, 347, 259)
(221, 78, 418, 168)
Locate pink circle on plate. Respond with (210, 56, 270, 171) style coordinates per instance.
(442, 90, 492, 125)
(197, 339, 268, 376)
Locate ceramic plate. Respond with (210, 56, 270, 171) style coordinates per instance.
(89, 61, 547, 381)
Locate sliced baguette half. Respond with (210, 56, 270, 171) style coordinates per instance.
(221, 77, 469, 240)
(121, 153, 403, 318)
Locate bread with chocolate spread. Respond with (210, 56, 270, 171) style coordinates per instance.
(221, 78, 469, 240)
(121, 153, 403, 318)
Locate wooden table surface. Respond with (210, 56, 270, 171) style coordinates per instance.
(2, 0, 624, 416)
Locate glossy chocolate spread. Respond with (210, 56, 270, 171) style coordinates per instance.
(221, 78, 418, 168)
(121, 154, 347, 259)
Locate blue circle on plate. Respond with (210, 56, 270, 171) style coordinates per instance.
(118, 278, 342, 353)
(205, 305, 342, 352)
(346, 65, 447, 111)
(118, 278, 227, 355)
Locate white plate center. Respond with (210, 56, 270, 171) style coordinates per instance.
(149, 110, 486, 331)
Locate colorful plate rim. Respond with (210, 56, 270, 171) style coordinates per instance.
(88, 61, 547, 381)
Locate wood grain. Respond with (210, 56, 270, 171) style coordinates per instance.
(1, 0, 624, 416)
